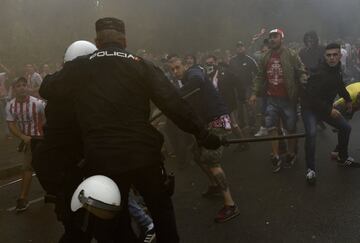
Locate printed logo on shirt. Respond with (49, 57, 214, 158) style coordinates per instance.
(89, 51, 141, 61)
(267, 57, 284, 85)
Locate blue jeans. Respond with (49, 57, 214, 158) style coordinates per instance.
(302, 108, 351, 171)
(128, 191, 153, 232)
(265, 96, 297, 132)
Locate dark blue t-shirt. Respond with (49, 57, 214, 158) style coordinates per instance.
(181, 65, 229, 123)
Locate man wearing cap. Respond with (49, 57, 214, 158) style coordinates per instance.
(40, 17, 222, 243)
(249, 28, 307, 173)
(228, 41, 259, 136)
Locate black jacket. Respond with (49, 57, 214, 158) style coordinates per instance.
(299, 31, 325, 75)
(180, 65, 229, 124)
(299, 46, 325, 75)
(228, 54, 258, 93)
(40, 44, 206, 173)
(216, 66, 238, 112)
(302, 62, 351, 117)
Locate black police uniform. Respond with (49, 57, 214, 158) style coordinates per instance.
(35, 76, 91, 242)
(40, 45, 213, 243)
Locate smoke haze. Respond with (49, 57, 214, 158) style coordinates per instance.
(0, 0, 359, 68)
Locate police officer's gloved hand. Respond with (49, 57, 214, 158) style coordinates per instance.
(197, 129, 222, 150)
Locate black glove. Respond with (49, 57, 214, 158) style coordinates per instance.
(198, 130, 222, 150)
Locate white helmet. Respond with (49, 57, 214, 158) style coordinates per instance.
(64, 40, 97, 63)
(71, 175, 121, 219)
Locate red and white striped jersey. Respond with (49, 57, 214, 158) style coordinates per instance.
(5, 96, 46, 137)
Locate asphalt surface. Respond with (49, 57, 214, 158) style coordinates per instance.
(0, 126, 23, 178)
(1, 113, 360, 242)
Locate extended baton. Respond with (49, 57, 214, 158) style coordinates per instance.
(222, 133, 306, 145)
(150, 88, 200, 122)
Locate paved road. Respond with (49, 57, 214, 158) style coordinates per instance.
(1, 114, 360, 242)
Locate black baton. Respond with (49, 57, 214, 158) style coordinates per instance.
(222, 133, 306, 145)
(150, 88, 201, 122)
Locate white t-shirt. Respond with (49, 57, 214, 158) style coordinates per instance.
(27, 72, 43, 89)
(6, 96, 46, 136)
(341, 48, 348, 67)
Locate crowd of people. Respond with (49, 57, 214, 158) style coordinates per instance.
(2, 19, 360, 243)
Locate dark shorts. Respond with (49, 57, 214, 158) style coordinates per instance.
(193, 127, 229, 168)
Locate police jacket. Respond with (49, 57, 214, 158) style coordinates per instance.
(40, 43, 206, 173)
(39, 100, 82, 148)
(180, 65, 229, 124)
(34, 79, 84, 196)
(301, 62, 351, 117)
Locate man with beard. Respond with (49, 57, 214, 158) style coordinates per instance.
(249, 29, 307, 173)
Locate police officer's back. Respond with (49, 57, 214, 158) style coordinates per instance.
(41, 17, 221, 243)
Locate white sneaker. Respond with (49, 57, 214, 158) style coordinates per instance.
(306, 169, 316, 184)
(143, 228, 156, 243)
(254, 126, 268, 137)
(337, 156, 360, 167)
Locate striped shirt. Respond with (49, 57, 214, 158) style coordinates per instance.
(6, 96, 46, 137)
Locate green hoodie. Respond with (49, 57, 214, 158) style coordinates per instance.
(252, 47, 307, 102)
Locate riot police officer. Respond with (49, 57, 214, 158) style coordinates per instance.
(34, 41, 97, 242)
(40, 17, 221, 243)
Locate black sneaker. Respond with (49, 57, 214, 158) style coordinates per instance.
(283, 153, 297, 168)
(141, 228, 156, 243)
(16, 199, 29, 213)
(214, 205, 240, 223)
(202, 186, 222, 198)
(337, 156, 360, 167)
(278, 140, 288, 155)
(271, 155, 282, 173)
